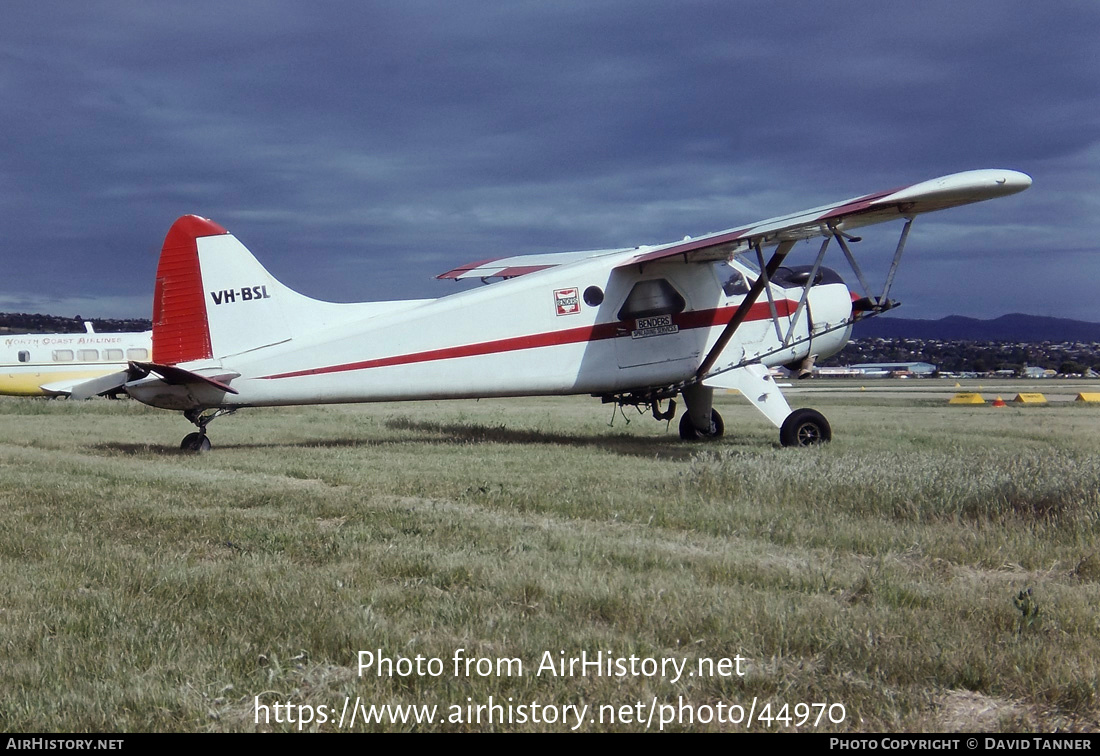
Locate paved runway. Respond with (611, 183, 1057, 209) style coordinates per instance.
(775, 379, 1099, 403)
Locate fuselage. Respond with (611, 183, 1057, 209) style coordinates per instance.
(126, 251, 852, 411)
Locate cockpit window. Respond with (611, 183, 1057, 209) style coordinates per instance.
(714, 261, 754, 297)
(770, 265, 844, 288)
(721, 269, 751, 296)
(617, 279, 686, 321)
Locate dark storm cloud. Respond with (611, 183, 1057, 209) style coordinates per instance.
(1, 1, 1097, 319)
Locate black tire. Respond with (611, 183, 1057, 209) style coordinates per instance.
(180, 432, 212, 453)
(780, 408, 831, 447)
(679, 408, 724, 441)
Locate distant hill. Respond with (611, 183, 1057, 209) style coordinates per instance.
(0, 312, 151, 334)
(852, 313, 1100, 343)
(3, 309, 1099, 344)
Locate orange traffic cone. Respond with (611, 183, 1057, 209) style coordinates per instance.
(992, 396, 1007, 407)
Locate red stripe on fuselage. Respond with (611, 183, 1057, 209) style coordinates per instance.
(258, 299, 797, 380)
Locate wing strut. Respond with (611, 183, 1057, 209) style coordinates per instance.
(782, 235, 831, 347)
(695, 239, 795, 380)
(832, 225, 875, 300)
(754, 240, 784, 342)
(832, 217, 915, 311)
(879, 217, 913, 305)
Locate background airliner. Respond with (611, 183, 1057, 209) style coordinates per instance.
(0, 323, 151, 397)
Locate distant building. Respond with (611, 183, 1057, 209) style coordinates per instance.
(847, 361, 937, 377)
(814, 366, 864, 378)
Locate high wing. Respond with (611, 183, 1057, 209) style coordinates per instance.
(437, 169, 1031, 382)
(615, 169, 1032, 269)
(437, 169, 1030, 280)
(437, 247, 633, 281)
(598, 169, 1031, 381)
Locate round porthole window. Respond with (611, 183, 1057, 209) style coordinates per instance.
(583, 286, 604, 306)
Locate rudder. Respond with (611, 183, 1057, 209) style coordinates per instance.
(152, 215, 226, 364)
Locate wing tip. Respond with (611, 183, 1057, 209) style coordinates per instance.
(877, 169, 1032, 206)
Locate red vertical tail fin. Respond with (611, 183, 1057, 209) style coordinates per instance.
(151, 216, 227, 365)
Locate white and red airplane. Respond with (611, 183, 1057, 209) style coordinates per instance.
(71, 169, 1031, 451)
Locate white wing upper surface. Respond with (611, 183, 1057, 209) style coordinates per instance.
(619, 169, 1032, 268)
(436, 169, 1031, 280)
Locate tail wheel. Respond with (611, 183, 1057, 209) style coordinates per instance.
(780, 408, 831, 447)
(679, 409, 724, 441)
(180, 432, 212, 453)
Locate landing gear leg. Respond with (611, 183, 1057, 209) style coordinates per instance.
(679, 384, 724, 441)
(180, 408, 235, 453)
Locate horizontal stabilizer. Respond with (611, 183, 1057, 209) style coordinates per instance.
(132, 361, 240, 394)
(66, 370, 135, 400)
(68, 361, 241, 400)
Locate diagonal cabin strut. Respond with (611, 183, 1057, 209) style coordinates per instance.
(695, 239, 795, 380)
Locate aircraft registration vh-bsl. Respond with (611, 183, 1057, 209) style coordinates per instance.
(69, 169, 1030, 452)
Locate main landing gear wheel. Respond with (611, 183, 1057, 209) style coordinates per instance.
(780, 408, 831, 447)
(679, 408, 725, 441)
(180, 432, 212, 453)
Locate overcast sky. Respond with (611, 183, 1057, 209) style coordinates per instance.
(2, 2, 1097, 322)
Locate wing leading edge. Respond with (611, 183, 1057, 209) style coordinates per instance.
(617, 169, 1032, 269)
(435, 170, 1030, 281)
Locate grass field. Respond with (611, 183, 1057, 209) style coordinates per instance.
(0, 389, 1097, 732)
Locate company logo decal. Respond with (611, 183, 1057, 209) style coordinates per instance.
(631, 314, 679, 339)
(554, 288, 580, 316)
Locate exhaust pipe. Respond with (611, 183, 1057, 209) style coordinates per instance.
(796, 354, 817, 379)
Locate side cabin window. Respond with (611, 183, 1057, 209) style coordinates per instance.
(721, 269, 751, 296)
(18, 350, 30, 363)
(127, 348, 149, 361)
(53, 350, 74, 362)
(78, 349, 99, 362)
(713, 261, 752, 297)
(104, 349, 124, 361)
(617, 279, 686, 321)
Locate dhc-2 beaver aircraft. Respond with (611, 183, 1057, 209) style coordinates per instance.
(70, 169, 1031, 451)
